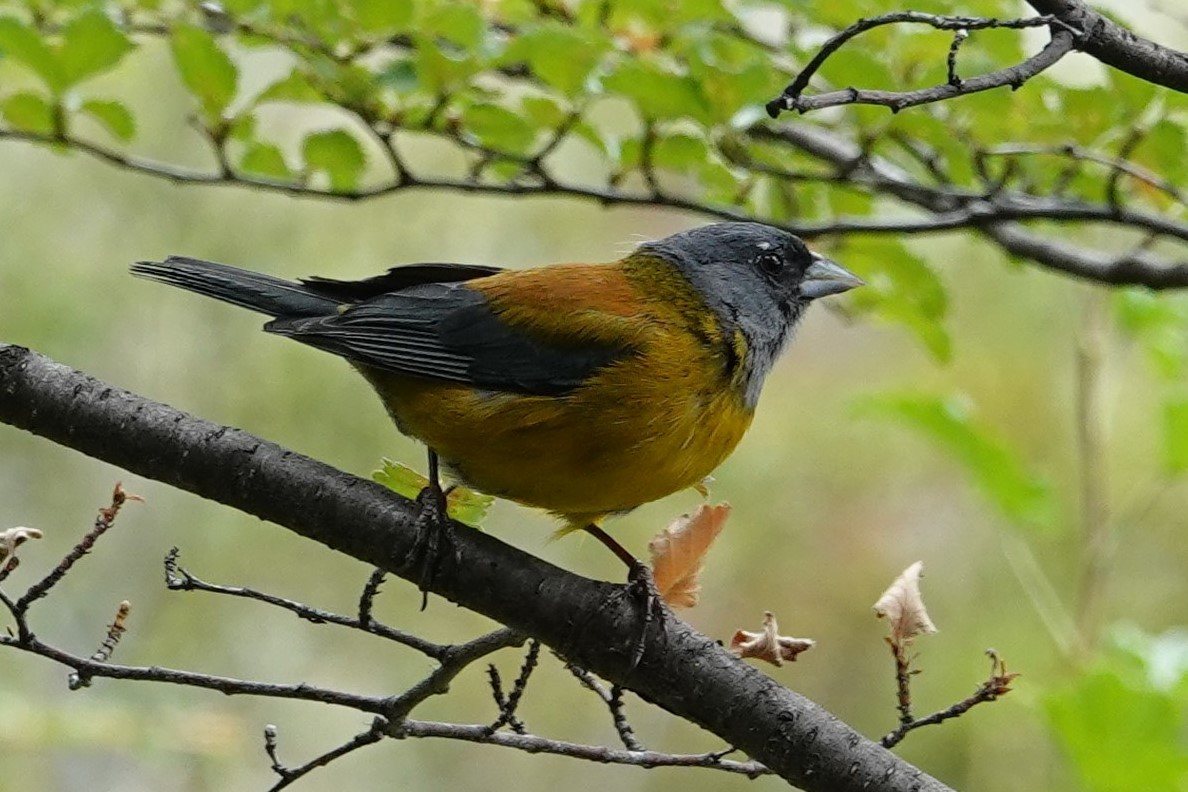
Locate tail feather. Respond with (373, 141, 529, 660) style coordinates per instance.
(131, 256, 339, 318)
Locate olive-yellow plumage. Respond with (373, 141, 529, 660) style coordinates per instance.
(130, 223, 861, 532)
(364, 254, 753, 526)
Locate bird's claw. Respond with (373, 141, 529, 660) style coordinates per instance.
(624, 561, 666, 673)
(407, 481, 453, 611)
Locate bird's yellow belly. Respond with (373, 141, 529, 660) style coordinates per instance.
(362, 357, 753, 526)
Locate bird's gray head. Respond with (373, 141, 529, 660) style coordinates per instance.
(641, 222, 862, 408)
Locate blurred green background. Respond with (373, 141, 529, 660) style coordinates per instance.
(2, 2, 1188, 791)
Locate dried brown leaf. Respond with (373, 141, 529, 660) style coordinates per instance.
(648, 503, 730, 608)
(0, 526, 43, 563)
(731, 611, 815, 666)
(873, 561, 938, 643)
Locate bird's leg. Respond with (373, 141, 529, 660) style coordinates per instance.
(583, 523, 666, 672)
(407, 449, 454, 611)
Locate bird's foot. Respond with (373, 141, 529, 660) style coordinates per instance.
(581, 522, 668, 672)
(624, 560, 667, 672)
(404, 456, 456, 610)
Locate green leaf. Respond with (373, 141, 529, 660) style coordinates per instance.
(353, 0, 414, 34)
(302, 129, 365, 191)
(460, 102, 537, 155)
(58, 11, 134, 87)
(1139, 120, 1186, 187)
(607, 0, 731, 27)
(240, 142, 290, 180)
(854, 393, 1055, 530)
(520, 95, 565, 128)
(80, 99, 134, 140)
(1046, 633, 1188, 792)
(571, 119, 612, 159)
(170, 24, 237, 124)
(677, 31, 770, 123)
(1114, 289, 1188, 380)
(0, 17, 65, 92)
(306, 59, 377, 109)
(256, 70, 324, 104)
(227, 112, 255, 142)
(653, 133, 708, 169)
(252, 0, 350, 45)
(651, 132, 739, 194)
(502, 23, 607, 96)
(419, 2, 485, 50)
(373, 459, 493, 529)
(843, 238, 951, 361)
(377, 58, 417, 93)
(1059, 86, 1122, 146)
(1163, 397, 1188, 476)
(1, 92, 56, 134)
(1048, 671, 1188, 791)
(412, 42, 478, 92)
(602, 57, 711, 123)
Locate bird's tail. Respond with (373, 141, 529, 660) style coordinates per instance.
(130, 256, 340, 318)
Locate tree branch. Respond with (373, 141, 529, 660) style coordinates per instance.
(264, 719, 389, 792)
(759, 123, 1188, 288)
(767, 13, 1079, 115)
(396, 719, 769, 777)
(768, 3, 1187, 114)
(3, 123, 1184, 288)
(0, 343, 949, 792)
(163, 548, 454, 658)
(1026, 0, 1188, 92)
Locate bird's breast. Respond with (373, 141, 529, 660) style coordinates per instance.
(363, 329, 753, 525)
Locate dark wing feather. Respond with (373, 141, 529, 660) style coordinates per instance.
(265, 282, 628, 396)
(300, 263, 504, 303)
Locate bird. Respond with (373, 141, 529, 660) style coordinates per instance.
(131, 222, 860, 603)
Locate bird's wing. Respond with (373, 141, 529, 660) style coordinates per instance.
(299, 263, 505, 302)
(265, 278, 635, 396)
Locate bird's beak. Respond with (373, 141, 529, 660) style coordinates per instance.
(800, 253, 863, 300)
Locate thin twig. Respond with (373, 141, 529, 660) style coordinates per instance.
(357, 567, 387, 626)
(488, 639, 540, 733)
(486, 664, 526, 734)
(264, 718, 388, 792)
(889, 637, 915, 727)
(767, 13, 1080, 115)
(0, 555, 20, 585)
(755, 124, 1188, 289)
(2, 635, 392, 711)
(2, 122, 1185, 286)
(640, 120, 661, 195)
(947, 28, 970, 86)
(881, 651, 1019, 748)
(14, 484, 138, 622)
(887, 130, 951, 184)
(608, 685, 644, 752)
(564, 662, 645, 751)
(164, 548, 446, 658)
(68, 600, 132, 689)
(89, 600, 130, 663)
(980, 142, 1187, 206)
(395, 719, 771, 778)
(385, 628, 526, 718)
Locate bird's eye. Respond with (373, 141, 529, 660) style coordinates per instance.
(756, 252, 784, 276)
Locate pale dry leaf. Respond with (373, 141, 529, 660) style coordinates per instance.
(0, 526, 43, 563)
(873, 561, 938, 643)
(648, 503, 730, 608)
(730, 611, 815, 666)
